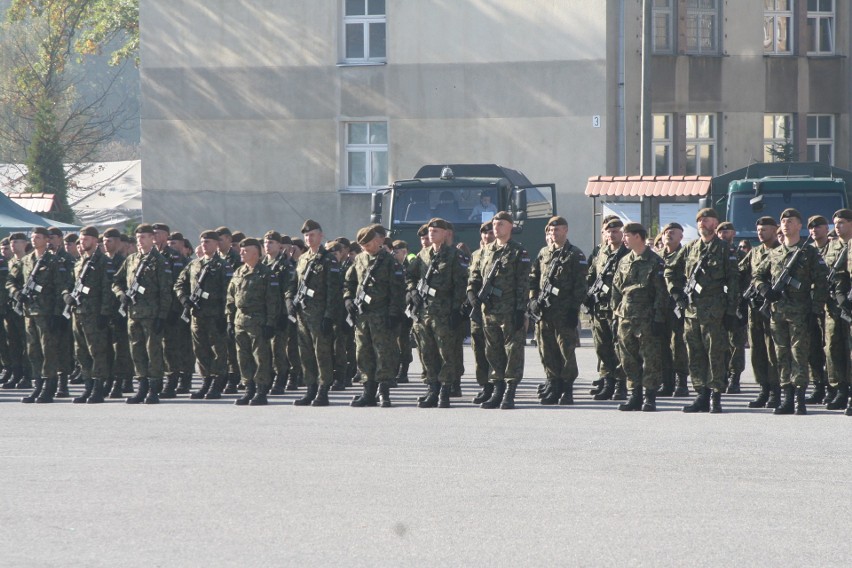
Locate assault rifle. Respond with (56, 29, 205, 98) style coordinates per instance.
(181, 257, 218, 323)
(827, 245, 851, 323)
(347, 255, 385, 327)
(758, 235, 813, 320)
(405, 250, 440, 323)
(582, 245, 627, 314)
(119, 252, 154, 317)
(13, 253, 47, 316)
(529, 243, 572, 323)
(290, 249, 326, 322)
(737, 282, 761, 320)
(673, 245, 712, 320)
(63, 254, 97, 319)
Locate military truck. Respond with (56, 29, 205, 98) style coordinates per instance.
(370, 164, 556, 253)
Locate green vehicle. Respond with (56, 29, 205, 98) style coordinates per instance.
(370, 164, 557, 253)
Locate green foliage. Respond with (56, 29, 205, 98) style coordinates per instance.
(767, 124, 797, 163)
(75, 0, 139, 67)
(26, 99, 73, 222)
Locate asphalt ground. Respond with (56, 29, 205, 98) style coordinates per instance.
(1, 342, 851, 567)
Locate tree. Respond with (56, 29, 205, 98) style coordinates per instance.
(75, 0, 139, 66)
(26, 98, 72, 221)
(766, 124, 797, 163)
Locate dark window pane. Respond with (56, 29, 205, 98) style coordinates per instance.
(368, 0, 385, 16)
(346, 0, 365, 16)
(346, 24, 364, 59)
(369, 22, 386, 58)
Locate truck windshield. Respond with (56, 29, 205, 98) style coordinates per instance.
(393, 187, 499, 225)
(729, 192, 845, 237)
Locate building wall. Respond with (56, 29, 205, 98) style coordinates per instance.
(140, 0, 608, 253)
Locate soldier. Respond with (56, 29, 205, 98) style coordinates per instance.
(529, 216, 588, 405)
(805, 215, 832, 404)
(657, 223, 690, 397)
(64, 233, 80, 260)
(465, 222, 494, 403)
(286, 219, 342, 406)
(261, 231, 293, 395)
(344, 225, 404, 408)
(820, 209, 852, 411)
(610, 223, 667, 411)
(2, 233, 32, 391)
(175, 230, 231, 399)
(325, 239, 350, 391)
(585, 218, 628, 401)
(62, 226, 114, 404)
(102, 228, 134, 397)
(168, 230, 196, 393)
(0, 242, 10, 386)
(717, 221, 748, 394)
(445, 222, 468, 397)
(216, 226, 243, 393)
(392, 240, 414, 384)
(112, 224, 173, 404)
(226, 238, 280, 406)
(467, 211, 531, 409)
(754, 208, 828, 415)
(406, 218, 467, 408)
(740, 217, 782, 408)
(665, 208, 739, 413)
(7, 226, 72, 403)
(47, 227, 75, 397)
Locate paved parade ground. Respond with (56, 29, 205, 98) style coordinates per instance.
(2, 343, 851, 567)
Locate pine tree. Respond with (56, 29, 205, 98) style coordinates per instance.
(25, 100, 73, 223)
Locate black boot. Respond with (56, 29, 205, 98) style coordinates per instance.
(472, 383, 494, 405)
(540, 379, 562, 405)
(176, 372, 193, 394)
(379, 382, 392, 408)
(480, 381, 506, 409)
(766, 385, 782, 408)
(438, 383, 451, 408)
(710, 390, 723, 413)
(418, 382, 440, 408)
(351, 380, 378, 407)
(612, 378, 628, 401)
(311, 384, 331, 406)
(21, 378, 44, 403)
(500, 382, 517, 409)
(589, 376, 606, 396)
(330, 371, 346, 391)
(2, 373, 20, 389)
(122, 378, 134, 393)
(805, 382, 826, 404)
(725, 373, 741, 394)
(109, 379, 124, 399)
(235, 381, 256, 406)
(795, 386, 808, 415)
(748, 384, 770, 408)
(395, 362, 409, 384)
(73, 379, 94, 404)
(673, 373, 690, 397)
(0, 368, 9, 384)
(558, 380, 574, 405)
(145, 379, 162, 404)
(538, 379, 554, 399)
(191, 377, 213, 399)
(87, 379, 105, 404)
(205, 376, 227, 400)
(55, 373, 70, 398)
(270, 373, 287, 395)
(249, 383, 269, 406)
(223, 373, 239, 394)
(825, 384, 849, 410)
(294, 383, 319, 406)
(826, 384, 838, 404)
(593, 377, 616, 401)
(642, 388, 657, 412)
(126, 378, 149, 404)
(285, 372, 301, 390)
(773, 385, 795, 415)
(450, 380, 462, 398)
(845, 400, 852, 416)
(619, 386, 643, 411)
(160, 374, 178, 399)
(69, 366, 82, 384)
(17, 376, 32, 389)
(658, 372, 675, 397)
(682, 388, 710, 413)
(36, 376, 57, 403)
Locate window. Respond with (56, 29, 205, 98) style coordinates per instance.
(807, 114, 834, 164)
(652, 114, 673, 175)
(343, 0, 386, 62)
(763, 114, 795, 162)
(685, 0, 719, 54)
(652, 0, 673, 53)
(345, 122, 388, 190)
(764, 0, 794, 54)
(807, 0, 835, 55)
(685, 114, 716, 175)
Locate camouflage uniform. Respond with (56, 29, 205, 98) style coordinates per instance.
(821, 239, 850, 399)
(0, 257, 11, 379)
(740, 244, 781, 397)
(660, 245, 689, 394)
(53, 249, 76, 380)
(725, 246, 749, 388)
(106, 251, 133, 394)
(221, 248, 243, 387)
(263, 252, 292, 386)
(160, 245, 193, 390)
(468, 248, 490, 387)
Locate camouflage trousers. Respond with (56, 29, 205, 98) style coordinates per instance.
(24, 315, 58, 378)
(727, 321, 747, 375)
(128, 317, 165, 380)
(72, 312, 112, 380)
(0, 311, 9, 369)
(271, 323, 290, 375)
(748, 311, 779, 387)
(823, 310, 850, 388)
(57, 322, 74, 374)
(684, 314, 728, 392)
(413, 316, 456, 385)
(164, 313, 194, 375)
(469, 318, 490, 386)
(234, 322, 272, 387)
(296, 311, 335, 386)
(191, 314, 228, 378)
(398, 318, 413, 366)
(482, 312, 525, 384)
(5, 312, 30, 376)
(536, 318, 579, 383)
(110, 316, 133, 381)
(661, 315, 688, 379)
(354, 311, 399, 383)
(770, 311, 811, 388)
(616, 318, 662, 390)
(332, 320, 348, 377)
(591, 311, 621, 380)
(808, 312, 827, 384)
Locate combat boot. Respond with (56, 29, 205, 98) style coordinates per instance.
(311, 384, 331, 406)
(795, 386, 807, 415)
(537, 382, 547, 395)
(710, 390, 723, 413)
(673, 373, 690, 397)
(350, 380, 378, 407)
(145, 379, 162, 404)
(481, 381, 506, 409)
(657, 371, 675, 397)
(540, 379, 562, 406)
(330, 371, 346, 391)
(21, 378, 44, 404)
(73, 379, 94, 404)
(86, 379, 105, 404)
(805, 382, 826, 405)
(55, 373, 70, 398)
(825, 384, 849, 410)
(748, 384, 770, 408)
(589, 376, 606, 396)
(249, 383, 269, 406)
(725, 372, 741, 394)
(642, 388, 657, 412)
(223, 373, 239, 394)
(395, 362, 409, 384)
(826, 384, 838, 404)
(206, 376, 227, 400)
(845, 400, 852, 416)
(286, 372, 301, 390)
(538, 379, 554, 399)
(418, 382, 440, 408)
(472, 383, 494, 405)
(438, 383, 451, 408)
(270, 373, 287, 395)
(558, 380, 574, 405)
(379, 382, 392, 408)
(500, 382, 517, 410)
(36, 376, 57, 403)
(0, 367, 9, 385)
(294, 384, 319, 406)
(122, 378, 134, 393)
(593, 377, 616, 401)
(160, 374, 178, 399)
(2, 373, 20, 389)
(682, 388, 710, 413)
(612, 378, 628, 401)
(450, 380, 462, 398)
(126, 378, 149, 405)
(619, 386, 643, 411)
(108, 379, 124, 399)
(17, 376, 32, 390)
(235, 381, 256, 406)
(191, 377, 213, 399)
(69, 366, 82, 384)
(176, 372, 193, 394)
(773, 385, 795, 415)
(766, 385, 782, 408)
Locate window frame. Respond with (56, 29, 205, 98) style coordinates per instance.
(344, 121, 389, 192)
(652, 113, 674, 175)
(764, 0, 794, 55)
(806, 0, 835, 56)
(652, 0, 674, 54)
(806, 114, 834, 165)
(684, 0, 720, 55)
(684, 113, 717, 176)
(342, 0, 387, 64)
(763, 114, 795, 162)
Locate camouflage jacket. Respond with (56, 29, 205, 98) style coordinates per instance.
(6, 250, 71, 317)
(64, 251, 115, 317)
(611, 247, 667, 322)
(405, 243, 468, 318)
(262, 252, 293, 318)
(529, 240, 588, 318)
(175, 254, 231, 318)
(821, 239, 849, 315)
(226, 261, 281, 328)
(586, 244, 627, 317)
(665, 236, 739, 319)
(754, 238, 828, 317)
(286, 247, 342, 320)
(112, 248, 173, 319)
(344, 249, 405, 318)
(468, 239, 531, 315)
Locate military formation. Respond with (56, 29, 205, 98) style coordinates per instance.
(2, 205, 851, 416)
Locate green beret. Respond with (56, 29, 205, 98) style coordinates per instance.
(64, 233, 79, 243)
(120, 234, 133, 243)
(325, 241, 342, 253)
(47, 226, 63, 237)
(199, 230, 219, 240)
(168, 232, 184, 241)
(152, 223, 170, 233)
(623, 222, 645, 234)
(417, 224, 429, 237)
(291, 238, 307, 252)
(602, 218, 623, 230)
(695, 208, 719, 221)
(492, 211, 513, 223)
(239, 237, 261, 249)
(32, 226, 50, 237)
(807, 215, 828, 228)
(215, 226, 232, 237)
(79, 226, 99, 238)
(427, 218, 451, 231)
(480, 221, 493, 234)
(102, 228, 122, 238)
(662, 222, 683, 232)
(370, 224, 388, 237)
(263, 230, 282, 243)
(334, 237, 350, 247)
(356, 226, 378, 245)
(546, 216, 568, 228)
(755, 216, 777, 227)
(301, 219, 322, 234)
(9, 232, 27, 241)
(0, 237, 8, 246)
(780, 208, 802, 221)
(231, 231, 245, 243)
(280, 234, 293, 245)
(392, 240, 408, 250)
(717, 222, 734, 231)
(135, 223, 155, 235)
(833, 209, 852, 222)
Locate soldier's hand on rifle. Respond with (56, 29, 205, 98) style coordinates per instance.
(527, 298, 540, 317)
(565, 308, 579, 328)
(405, 290, 419, 307)
(118, 292, 130, 309)
(285, 299, 297, 319)
(63, 293, 75, 306)
(344, 299, 358, 320)
(670, 288, 686, 304)
(14, 291, 29, 306)
(181, 296, 194, 311)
